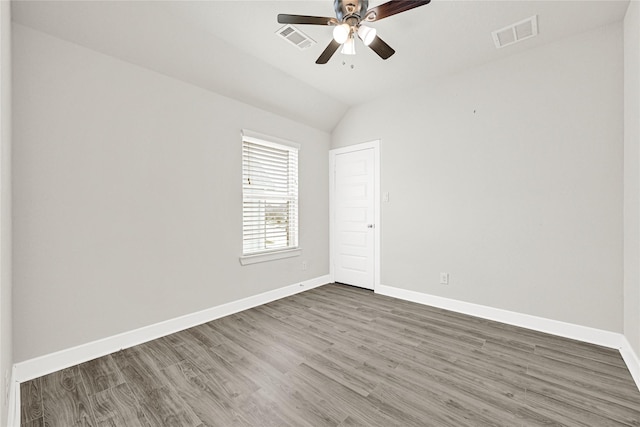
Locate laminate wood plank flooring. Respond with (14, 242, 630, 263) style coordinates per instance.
(20, 283, 640, 426)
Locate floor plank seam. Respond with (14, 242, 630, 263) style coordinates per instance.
(78, 370, 97, 426)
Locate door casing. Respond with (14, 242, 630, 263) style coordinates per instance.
(329, 140, 381, 290)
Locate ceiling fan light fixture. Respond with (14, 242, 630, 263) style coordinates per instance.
(357, 25, 376, 46)
(333, 23, 351, 44)
(341, 36, 356, 55)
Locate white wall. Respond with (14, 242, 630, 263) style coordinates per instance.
(0, 0, 12, 422)
(624, 0, 640, 354)
(333, 23, 624, 332)
(12, 24, 330, 363)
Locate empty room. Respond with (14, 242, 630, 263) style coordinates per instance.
(1, 0, 640, 425)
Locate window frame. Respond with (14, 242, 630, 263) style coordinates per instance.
(239, 130, 301, 265)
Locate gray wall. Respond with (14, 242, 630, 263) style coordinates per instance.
(12, 24, 330, 363)
(9, 3, 636, 375)
(0, 0, 12, 422)
(332, 23, 624, 332)
(624, 1, 640, 354)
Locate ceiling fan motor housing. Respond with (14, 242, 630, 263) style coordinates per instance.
(334, 0, 369, 22)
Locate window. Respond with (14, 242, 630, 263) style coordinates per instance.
(241, 130, 299, 262)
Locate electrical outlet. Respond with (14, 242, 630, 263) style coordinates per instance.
(301, 261, 308, 271)
(440, 273, 449, 285)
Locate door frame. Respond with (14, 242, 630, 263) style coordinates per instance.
(329, 140, 381, 291)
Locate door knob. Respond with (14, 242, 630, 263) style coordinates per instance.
(367, 224, 375, 229)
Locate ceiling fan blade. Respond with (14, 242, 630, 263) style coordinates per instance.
(316, 40, 341, 64)
(368, 35, 395, 60)
(277, 14, 337, 26)
(364, 0, 431, 22)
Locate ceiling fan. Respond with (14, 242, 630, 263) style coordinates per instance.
(277, 0, 431, 64)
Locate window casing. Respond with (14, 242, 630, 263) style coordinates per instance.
(242, 131, 299, 258)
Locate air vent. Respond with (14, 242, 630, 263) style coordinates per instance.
(492, 15, 538, 49)
(276, 25, 316, 50)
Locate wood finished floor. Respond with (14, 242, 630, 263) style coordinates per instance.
(20, 283, 640, 426)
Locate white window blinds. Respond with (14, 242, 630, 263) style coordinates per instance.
(242, 132, 299, 256)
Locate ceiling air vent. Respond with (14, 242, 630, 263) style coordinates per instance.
(492, 15, 538, 49)
(276, 25, 316, 50)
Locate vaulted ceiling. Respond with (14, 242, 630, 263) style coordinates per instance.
(12, 0, 630, 132)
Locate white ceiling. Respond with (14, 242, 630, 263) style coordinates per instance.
(11, 0, 630, 132)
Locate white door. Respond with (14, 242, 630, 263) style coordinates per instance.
(332, 147, 376, 290)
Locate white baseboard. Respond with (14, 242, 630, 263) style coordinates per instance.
(12, 278, 640, 398)
(7, 366, 19, 427)
(620, 336, 640, 391)
(376, 284, 628, 352)
(14, 275, 330, 384)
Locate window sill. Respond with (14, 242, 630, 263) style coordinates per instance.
(239, 248, 302, 266)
